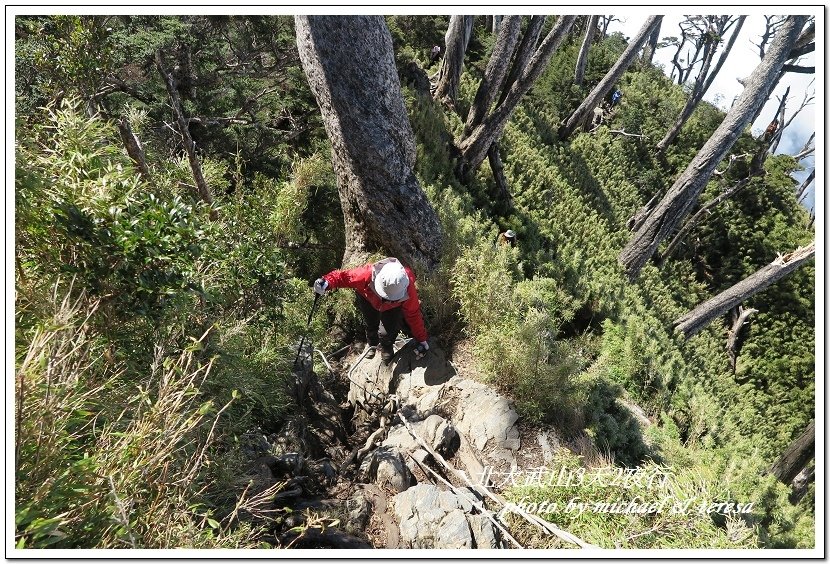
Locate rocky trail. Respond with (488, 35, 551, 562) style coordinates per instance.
(234, 338, 591, 549)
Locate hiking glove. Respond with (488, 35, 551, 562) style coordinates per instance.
(414, 341, 429, 360)
(313, 278, 329, 295)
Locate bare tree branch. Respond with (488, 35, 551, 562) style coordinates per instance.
(606, 128, 648, 138)
(712, 152, 751, 177)
(781, 64, 815, 74)
(656, 16, 745, 155)
(796, 169, 815, 202)
(794, 132, 815, 162)
(117, 115, 152, 181)
(701, 16, 746, 94)
(660, 175, 753, 261)
(155, 50, 216, 217)
(598, 15, 620, 38)
(753, 15, 786, 58)
(756, 86, 788, 161)
(781, 82, 815, 132)
(674, 242, 815, 338)
(727, 305, 759, 373)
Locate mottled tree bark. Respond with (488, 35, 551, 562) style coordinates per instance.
(574, 16, 599, 85)
(492, 15, 502, 34)
(673, 242, 814, 338)
(640, 18, 661, 67)
(464, 16, 522, 136)
(789, 464, 814, 504)
(433, 15, 474, 106)
(295, 16, 442, 270)
(619, 16, 807, 280)
(559, 16, 663, 140)
(497, 16, 546, 106)
(458, 16, 576, 176)
(769, 420, 815, 485)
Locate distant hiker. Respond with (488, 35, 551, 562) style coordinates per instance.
(592, 106, 605, 127)
(314, 257, 429, 363)
(498, 229, 517, 248)
(430, 44, 442, 64)
(610, 88, 623, 107)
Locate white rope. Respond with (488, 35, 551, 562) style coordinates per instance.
(397, 411, 596, 549)
(407, 453, 524, 549)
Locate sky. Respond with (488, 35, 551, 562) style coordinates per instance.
(608, 12, 818, 213)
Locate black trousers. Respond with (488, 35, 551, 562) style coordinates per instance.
(355, 293, 411, 347)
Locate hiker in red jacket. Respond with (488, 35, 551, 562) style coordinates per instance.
(314, 257, 429, 363)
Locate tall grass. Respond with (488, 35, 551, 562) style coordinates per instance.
(14, 284, 255, 548)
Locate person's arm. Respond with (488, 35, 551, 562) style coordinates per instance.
(401, 278, 429, 343)
(322, 264, 370, 291)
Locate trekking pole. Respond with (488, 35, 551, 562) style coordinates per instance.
(293, 291, 322, 369)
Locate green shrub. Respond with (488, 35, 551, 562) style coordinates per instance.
(579, 372, 650, 466)
(451, 241, 520, 333)
(474, 313, 587, 431)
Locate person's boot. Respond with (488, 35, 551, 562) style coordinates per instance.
(380, 343, 395, 363)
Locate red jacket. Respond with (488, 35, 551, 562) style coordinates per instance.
(323, 261, 428, 343)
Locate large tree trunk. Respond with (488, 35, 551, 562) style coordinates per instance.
(574, 15, 599, 86)
(768, 420, 815, 485)
(661, 91, 788, 262)
(295, 16, 442, 270)
(464, 16, 522, 136)
(656, 16, 745, 155)
(673, 241, 814, 338)
(619, 16, 807, 280)
(640, 18, 662, 67)
(458, 16, 576, 176)
(497, 16, 546, 106)
(558, 16, 663, 140)
(433, 15, 474, 106)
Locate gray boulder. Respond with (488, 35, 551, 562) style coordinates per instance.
(394, 484, 497, 549)
(358, 446, 414, 493)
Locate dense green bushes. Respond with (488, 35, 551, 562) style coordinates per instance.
(405, 17, 813, 548)
(14, 97, 334, 547)
(15, 15, 814, 550)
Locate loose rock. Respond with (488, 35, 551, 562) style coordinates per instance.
(393, 484, 498, 549)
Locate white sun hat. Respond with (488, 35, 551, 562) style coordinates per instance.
(374, 260, 410, 301)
